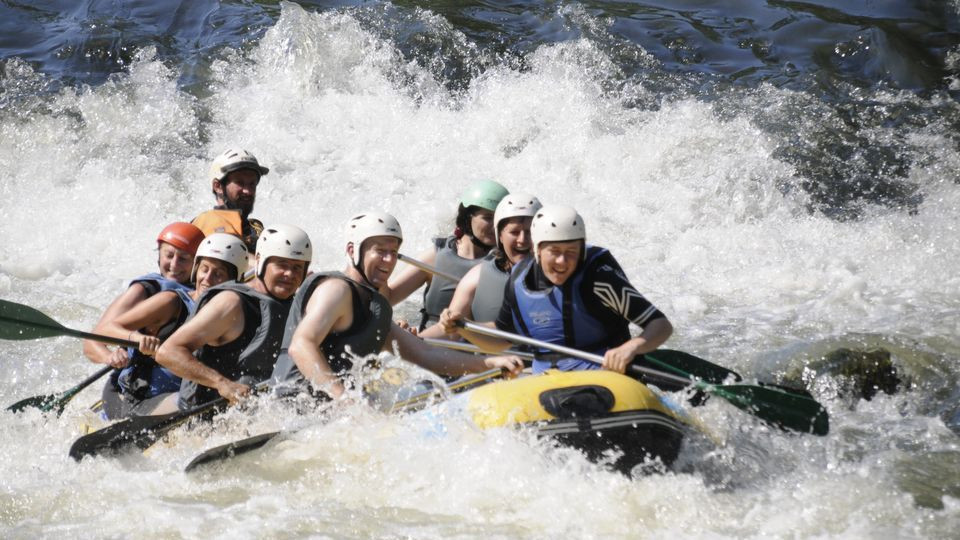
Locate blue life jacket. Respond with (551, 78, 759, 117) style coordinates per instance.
(117, 287, 196, 399)
(509, 246, 629, 373)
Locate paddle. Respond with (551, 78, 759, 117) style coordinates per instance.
(184, 362, 508, 472)
(0, 299, 140, 415)
(456, 320, 829, 436)
(396, 256, 753, 390)
(7, 366, 113, 415)
(69, 394, 234, 461)
(397, 253, 460, 282)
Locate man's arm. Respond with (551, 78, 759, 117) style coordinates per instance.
(388, 324, 523, 376)
(287, 279, 355, 399)
(587, 252, 674, 373)
(155, 291, 250, 404)
(83, 283, 150, 367)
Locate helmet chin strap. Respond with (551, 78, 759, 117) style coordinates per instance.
(352, 250, 377, 289)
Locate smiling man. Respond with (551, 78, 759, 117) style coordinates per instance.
(192, 148, 269, 253)
(270, 211, 524, 401)
(155, 224, 311, 410)
(440, 205, 673, 374)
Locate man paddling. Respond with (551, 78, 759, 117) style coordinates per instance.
(154, 224, 310, 411)
(192, 148, 269, 253)
(440, 205, 673, 374)
(271, 211, 524, 400)
(83, 222, 205, 369)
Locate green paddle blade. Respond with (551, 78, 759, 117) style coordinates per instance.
(184, 431, 282, 472)
(645, 350, 742, 384)
(69, 398, 227, 461)
(705, 383, 830, 435)
(0, 299, 67, 340)
(6, 394, 57, 413)
(7, 366, 113, 416)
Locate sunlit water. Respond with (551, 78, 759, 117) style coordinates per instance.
(1, 2, 959, 537)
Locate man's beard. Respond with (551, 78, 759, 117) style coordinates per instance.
(224, 194, 255, 217)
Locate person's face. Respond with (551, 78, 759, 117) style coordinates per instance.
(499, 217, 533, 264)
(469, 209, 496, 246)
(158, 243, 194, 284)
(193, 258, 233, 294)
(537, 240, 581, 286)
(215, 169, 259, 215)
(353, 236, 400, 288)
(261, 256, 307, 299)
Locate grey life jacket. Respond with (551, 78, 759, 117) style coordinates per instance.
(420, 235, 488, 329)
(271, 272, 393, 388)
(178, 282, 292, 409)
(470, 257, 510, 322)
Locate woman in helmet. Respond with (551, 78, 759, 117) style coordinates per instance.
(440, 205, 673, 374)
(94, 234, 250, 419)
(83, 222, 205, 370)
(385, 179, 510, 331)
(156, 224, 311, 410)
(419, 193, 541, 339)
(273, 211, 524, 401)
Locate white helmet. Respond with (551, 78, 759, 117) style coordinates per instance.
(494, 192, 542, 250)
(345, 211, 403, 266)
(209, 148, 269, 183)
(530, 205, 586, 263)
(191, 233, 249, 283)
(255, 224, 312, 277)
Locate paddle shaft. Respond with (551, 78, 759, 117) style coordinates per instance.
(398, 253, 460, 283)
(422, 338, 536, 360)
(459, 320, 694, 387)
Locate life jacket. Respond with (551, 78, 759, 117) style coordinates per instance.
(192, 208, 264, 252)
(127, 272, 193, 298)
(471, 257, 510, 322)
(178, 282, 291, 408)
(272, 272, 393, 388)
(116, 289, 195, 400)
(509, 246, 629, 373)
(107, 273, 194, 394)
(420, 236, 488, 329)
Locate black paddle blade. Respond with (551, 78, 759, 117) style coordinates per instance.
(0, 299, 66, 340)
(184, 431, 281, 472)
(710, 384, 830, 436)
(7, 366, 113, 416)
(69, 398, 227, 461)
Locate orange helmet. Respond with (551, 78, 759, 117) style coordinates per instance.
(157, 222, 205, 255)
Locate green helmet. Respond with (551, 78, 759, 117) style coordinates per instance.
(459, 180, 509, 212)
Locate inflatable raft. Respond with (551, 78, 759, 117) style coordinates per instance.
(443, 369, 689, 474)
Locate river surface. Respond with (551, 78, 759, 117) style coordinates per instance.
(1, 1, 959, 537)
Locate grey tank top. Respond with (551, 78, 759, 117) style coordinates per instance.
(272, 272, 393, 387)
(470, 257, 510, 322)
(420, 236, 488, 329)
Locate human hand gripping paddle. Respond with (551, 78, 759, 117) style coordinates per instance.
(454, 319, 830, 436)
(0, 299, 133, 415)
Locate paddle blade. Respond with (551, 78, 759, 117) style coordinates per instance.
(184, 431, 281, 472)
(6, 394, 56, 413)
(0, 299, 67, 340)
(710, 384, 830, 436)
(645, 350, 742, 384)
(69, 398, 227, 461)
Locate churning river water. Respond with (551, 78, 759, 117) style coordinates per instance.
(1, 1, 959, 537)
